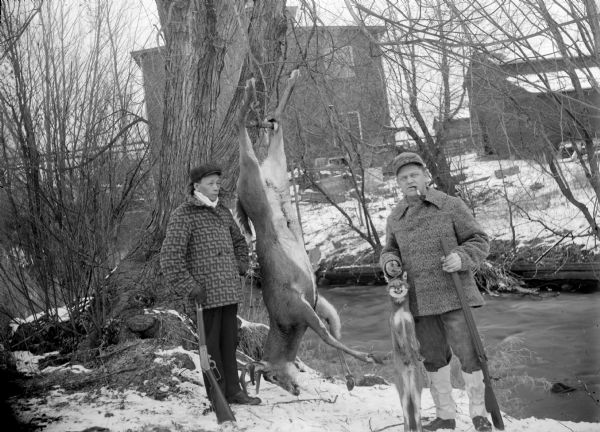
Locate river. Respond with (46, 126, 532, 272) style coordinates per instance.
(311, 286, 600, 423)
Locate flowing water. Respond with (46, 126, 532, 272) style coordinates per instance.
(314, 285, 600, 422)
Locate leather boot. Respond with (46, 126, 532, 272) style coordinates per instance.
(423, 417, 456, 431)
(226, 390, 261, 405)
(472, 416, 492, 431)
(461, 370, 487, 419)
(427, 364, 456, 422)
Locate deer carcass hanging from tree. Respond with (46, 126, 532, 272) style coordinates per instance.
(236, 71, 381, 395)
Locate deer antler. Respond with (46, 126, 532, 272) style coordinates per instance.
(240, 360, 267, 395)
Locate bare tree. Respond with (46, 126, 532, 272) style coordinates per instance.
(454, 0, 600, 241)
(343, 0, 474, 196)
(278, 6, 397, 257)
(0, 0, 149, 345)
(344, 0, 599, 241)
(145, 0, 290, 247)
(73, 0, 292, 354)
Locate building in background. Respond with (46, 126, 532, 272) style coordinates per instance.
(132, 16, 394, 173)
(465, 54, 600, 159)
(281, 24, 394, 170)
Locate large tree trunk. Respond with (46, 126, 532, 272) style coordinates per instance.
(77, 0, 289, 363)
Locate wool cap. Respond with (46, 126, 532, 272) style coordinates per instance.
(189, 163, 222, 184)
(392, 152, 425, 175)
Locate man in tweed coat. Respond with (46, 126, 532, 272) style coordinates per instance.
(160, 163, 260, 406)
(380, 152, 492, 432)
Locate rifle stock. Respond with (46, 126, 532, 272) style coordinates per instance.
(196, 304, 236, 424)
(440, 239, 504, 430)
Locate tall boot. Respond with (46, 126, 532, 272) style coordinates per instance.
(424, 364, 456, 431)
(461, 370, 486, 418)
(462, 370, 492, 431)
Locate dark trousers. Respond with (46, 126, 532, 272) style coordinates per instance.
(415, 308, 480, 373)
(202, 303, 241, 398)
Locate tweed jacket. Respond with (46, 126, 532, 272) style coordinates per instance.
(160, 195, 249, 311)
(380, 188, 489, 316)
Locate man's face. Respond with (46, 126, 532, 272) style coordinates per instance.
(396, 164, 428, 197)
(194, 174, 221, 201)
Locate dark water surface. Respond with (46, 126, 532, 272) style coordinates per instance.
(316, 285, 600, 422)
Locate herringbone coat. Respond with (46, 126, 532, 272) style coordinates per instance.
(160, 196, 249, 312)
(380, 188, 489, 316)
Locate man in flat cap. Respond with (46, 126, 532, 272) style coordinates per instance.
(160, 163, 261, 406)
(380, 152, 492, 431)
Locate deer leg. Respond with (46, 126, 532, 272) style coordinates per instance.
(262, 69, 299, 184)
(316, 296, 356, 389)
(273, 69, 300, 119)
(315, 295, 341, 339)
(299, 297, 382, 364)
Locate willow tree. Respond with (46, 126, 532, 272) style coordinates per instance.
(150, 0, 290, 242)
(93, 0, 290, 352)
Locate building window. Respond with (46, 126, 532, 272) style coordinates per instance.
(323, 45, 355, 79)
(344, 111, 363, 140)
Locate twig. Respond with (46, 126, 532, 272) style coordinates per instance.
(556, 421, 575, 432)
(271, 395, 338, 406)
(369, 417, 403, 432)
(98, 341, 140, 359)
(534, 231, 572, 264)
(63, 366, 142, 389)
(576, 376, 600, 406)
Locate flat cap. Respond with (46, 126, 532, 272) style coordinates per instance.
(392, 152, 425, 175)
(189, 163, 222, 183)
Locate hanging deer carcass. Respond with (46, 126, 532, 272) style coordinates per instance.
(236, 71, 380, 395)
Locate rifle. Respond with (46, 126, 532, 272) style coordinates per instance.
(195, 303, 236, 424)
(440, 239, 504, 430)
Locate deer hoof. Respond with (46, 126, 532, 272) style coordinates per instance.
(368, 353, 384, 365)
(345, 374, 355, 391)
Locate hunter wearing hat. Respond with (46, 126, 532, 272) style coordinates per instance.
(380, 152, 492, 431)
(160, 163, 261, 406)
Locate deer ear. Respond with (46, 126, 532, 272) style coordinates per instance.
(252, 360, 269, 372)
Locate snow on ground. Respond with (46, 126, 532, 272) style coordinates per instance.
(9, 298, 92, 336)
(300, 153, 598, 263)
(12, 350, 60, 376)
(8, 154, 599, 431)
(11, 359, 599, 432)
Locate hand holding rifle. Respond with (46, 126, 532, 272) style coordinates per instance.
(440, 239, 504, 430)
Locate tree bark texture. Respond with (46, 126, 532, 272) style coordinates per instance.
(150, 0, 288, 245)
(96, 0, 288, 350)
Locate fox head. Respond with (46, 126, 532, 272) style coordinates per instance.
(388, 272, 410, 306)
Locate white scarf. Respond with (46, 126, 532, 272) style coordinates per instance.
(194, 190, 218, 208)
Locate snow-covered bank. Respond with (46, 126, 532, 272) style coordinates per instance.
(300, 152, 599, 266)
(10, 358, 599, 432)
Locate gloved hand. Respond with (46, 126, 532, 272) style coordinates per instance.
(188, 285, 207, 305)
(384, 260, 403, 278)
(441, 252, 462, 273)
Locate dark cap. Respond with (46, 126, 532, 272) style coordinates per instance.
(189, 163, 222, 184)
(392, 152, 425, 175)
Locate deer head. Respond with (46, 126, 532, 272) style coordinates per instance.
(243, 360, 300, 396)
